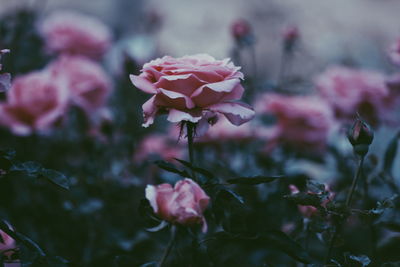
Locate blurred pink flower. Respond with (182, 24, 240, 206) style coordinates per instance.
(48, 55, 112, 115)
(145, 178, 210, 232)
(255, 93, 334, 153)
(0, 71, 68, 135)
(289, 184, 334, 218)
(39, 11, 112, 59)
(198, 116, 255, 143)
(130, 54, 255, 127)
(389, 39, 400, 66)
(133, 134, 184, 163)
(314, 66, 389, 126)
(0, 223, 17, 258)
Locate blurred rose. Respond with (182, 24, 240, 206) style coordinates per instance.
(231, 19, 253, 46)
(255, 94, 334, 153)
(314, 66, 389, 126)
(0, 71, 68, 135)
(0, 223, 17, 258)
(198, 116, 255, 143)
(282, 25, 299, 52)
(389, 39, 400, 66)
(131, 54, 255, 127)
(145, 178, 210, 232)
(48, 55, 112, 115)
(39, 11, 112, 59)
(133, 134, 183, 163)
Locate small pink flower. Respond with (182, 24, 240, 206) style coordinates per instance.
(39, 11, 112, 59)
(255, 93, 334, 153)
(145, 178, 210, 232)
(0, 71, 69, 135)
(314, 66, 389, 126)
(48, 55, 112, 115)
(389, 39, 400, 66)
(133, 134, 184, 163)
(231, 19, 252, 42)
(0, 223, 17, 258)
(282, 26, 299, 42)
(130, 54, 255, 127)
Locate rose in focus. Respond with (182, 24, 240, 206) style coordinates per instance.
(145, 178, 210, 232)
(130, 54, 255, 127)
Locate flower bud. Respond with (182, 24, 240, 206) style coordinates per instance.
(231, 19, 254, 46)
(348, 118, 374, 156)
(282, 26, 299, 53)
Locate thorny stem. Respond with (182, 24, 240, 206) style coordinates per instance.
(325, 155, 365, 263)
(158, 226, 176, 267)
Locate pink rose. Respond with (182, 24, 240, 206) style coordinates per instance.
(130, 54, 255, 127)
(0, 71, 69, 135)
(145, 178, 210, 232)
(314, 66, 389, 126)
(0, 223, 17, 259)
(39, 11, 112, 59)
(255, 93, 334, 153)
(133, 134, 184, 163)
(48, 55, 112, 115)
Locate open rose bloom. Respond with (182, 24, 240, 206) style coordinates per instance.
(130, 54, 255, 127)
(0, 71, 68, 135)
(255, 93, 335, 153)
(48, 55, 112, 115)
(314, 66, 391, 126)
(146, 178, 210, 232)
(39, 11, 112, 59)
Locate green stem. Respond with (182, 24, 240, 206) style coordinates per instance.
(325, 155, 365, 263)
(345, 156, 364, 207)
(186, 122, 197, 181)
(158, 226, 176, 267)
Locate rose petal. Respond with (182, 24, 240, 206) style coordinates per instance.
(130, 75, 157, 94)
(208, 102, 255, 126)
(158, 88, 195, 109)
(142, 95, 158, 127)
(191, 79, 241, 107)
(167, 109, 202, 124)
(155, 74, 204, 96)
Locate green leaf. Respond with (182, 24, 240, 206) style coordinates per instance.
(348, 254, 371, 266)
(11, 161, 42, 174)
(174, 158, 215, 179)
(383, 131, 400, 175)
(154, 160, 190, 177)
(217, 188, 244, 204)
(227, 175, 284, 185)
(38, 169, 70, 190)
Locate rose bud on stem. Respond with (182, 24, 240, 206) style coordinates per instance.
(277, 25, 299, 89)
(325, 117, 374, 263)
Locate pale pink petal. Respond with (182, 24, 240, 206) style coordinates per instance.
(142, 95, 158, 127)
(158, 88, 195, 109)
(208, 102, 255, 126)
(155, 74, 204, 96)
(130, 75, 157, 94)
(167, 109, 202, 124)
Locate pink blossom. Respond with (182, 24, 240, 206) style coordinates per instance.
(255, 93, 334, 152)
(39, 11, 112, 59)
(314, 66, 389, 126)
(133, 134, 184, 163)
(231, 19, 252, 41)
(0, 71, 69, 135)
(47, 55, 112, 115)
(130, 54, 255, 127)
(145, 178, 210, 232)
